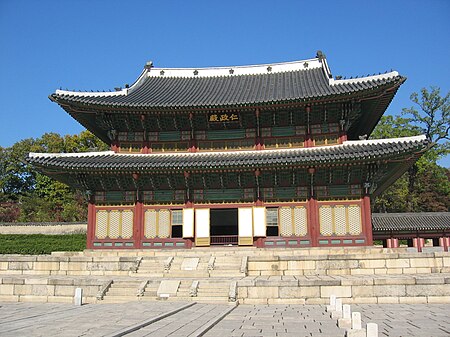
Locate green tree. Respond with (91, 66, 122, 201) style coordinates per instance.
(402, 86, 450, 161)
(0, 130, 107, 222)
(371, 87, 450, 213)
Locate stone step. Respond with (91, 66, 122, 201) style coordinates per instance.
(132, 273, 165, 278)
(194, 296, 230, 303)
(197, 291, 229, 297)
(209, 271, 243, 277)
(107, 289, 138, 296)
(111, 281, 142, 287)
(102, 295, 138, 303)
(198, 281, 230, 289)
(165, 271, 210, 278)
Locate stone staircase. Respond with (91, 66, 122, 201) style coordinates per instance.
(196, 280, 230, 303)
(209, 255, 244, 277)
(165, 256, 210, 278)
(133, 257, 166, 278)
(102, 279, 142, 303)
(140, 280, 160, 300)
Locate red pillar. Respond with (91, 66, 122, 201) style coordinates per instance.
(413, 237, 424, 252)
(87, 202, 96, 249)
(362, 195, 373, 246)
(308, 198, 319, 247)
(134, 201, 143, 249)
(439, 237, 450, 252)
(387, 238, 399, 248)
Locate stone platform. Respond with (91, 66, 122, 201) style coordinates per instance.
(0, 247, 449, 304)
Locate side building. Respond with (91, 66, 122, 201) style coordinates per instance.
(28, 52, 429, 249)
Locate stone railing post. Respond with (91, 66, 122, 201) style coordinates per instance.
(190, 280, 199, 297)
(164, 257, 174, 272)
(96, 280, 113, 300)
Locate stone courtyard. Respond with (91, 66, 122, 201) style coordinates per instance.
(0, 301, 449, 336)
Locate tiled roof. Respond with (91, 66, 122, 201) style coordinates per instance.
(49, 56, 405, 109)
(28, 136, 428, 172)
(372, 212, 450, 231)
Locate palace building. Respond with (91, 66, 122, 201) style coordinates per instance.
(28, 52, 429, 249)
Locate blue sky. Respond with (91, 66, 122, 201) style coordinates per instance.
(0, 0, 449, 166)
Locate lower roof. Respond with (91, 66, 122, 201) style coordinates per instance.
(28, 135, 428, 173)
(372, 212, 450, 232)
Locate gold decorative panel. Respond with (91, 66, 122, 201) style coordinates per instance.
(238, 237, 253, 246)
(195, 237, 210, 246)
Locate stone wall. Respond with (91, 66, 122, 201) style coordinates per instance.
(247, 252, 450, 276)
(0, 222, 87, 235)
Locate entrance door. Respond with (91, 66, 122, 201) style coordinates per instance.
(210, 208, 238, 245)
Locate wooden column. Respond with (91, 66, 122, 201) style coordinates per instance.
(308, 197, 318, 247)
(188, 112, 197, 152)
(255, 108, 262, 150)
(87, 201, 96, 249)
(362, 195, 373, 245)
(305, 105, 313, 147)
(439, 237, 450, 252)
(134, 201, 143, 249)
(307, 167, 318, 246)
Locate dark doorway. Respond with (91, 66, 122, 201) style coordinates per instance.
(210, 208, 238, 245)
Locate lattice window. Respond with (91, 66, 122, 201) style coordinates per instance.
(95, 209, 134, 239)
(319, 204, 362, 236)
(348, 205, 362, 235)
(319, 206, 333, 236)
(144, 210, 157, 238)
(144, 209, 174, 238)
(293, 207, 307, 236)
(109, 211, 121, 239)
(279, 207, 293, 236)
(121, 210, 134, 239)
(158, 210, 171, 238)
(95, 211, 108, 239)
(334, 206, 347, 236)
(266, 208, 279, 236)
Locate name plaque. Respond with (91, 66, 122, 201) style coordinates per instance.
(208, 112, 239, 123)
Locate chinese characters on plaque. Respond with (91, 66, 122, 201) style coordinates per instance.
(208, 112, 239, 123)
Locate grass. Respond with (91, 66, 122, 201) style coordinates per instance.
(0, 234, 86, 254)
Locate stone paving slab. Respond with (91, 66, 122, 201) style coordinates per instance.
(0, 301, 449, 336)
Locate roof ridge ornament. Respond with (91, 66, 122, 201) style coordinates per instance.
(316, 50, 326, 62)
(144, 61, 153, 70)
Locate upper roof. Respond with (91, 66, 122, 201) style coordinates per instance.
(28, 135, 427, 172)
(372, 212, 450, 232)
(49, 52, 405, 110)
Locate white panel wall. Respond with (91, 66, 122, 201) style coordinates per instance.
(182, 208, 194, 238)
(253, 207, 266, 237)
(195, 208, 210, 238)
(238, 208, 253, 237)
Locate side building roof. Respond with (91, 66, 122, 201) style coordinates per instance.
(372, 212, 450, 232)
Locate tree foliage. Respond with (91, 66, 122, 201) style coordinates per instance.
(372, 87, 450, 213)
(402, 86, 450, 161)
(0, 131, 107, 222)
